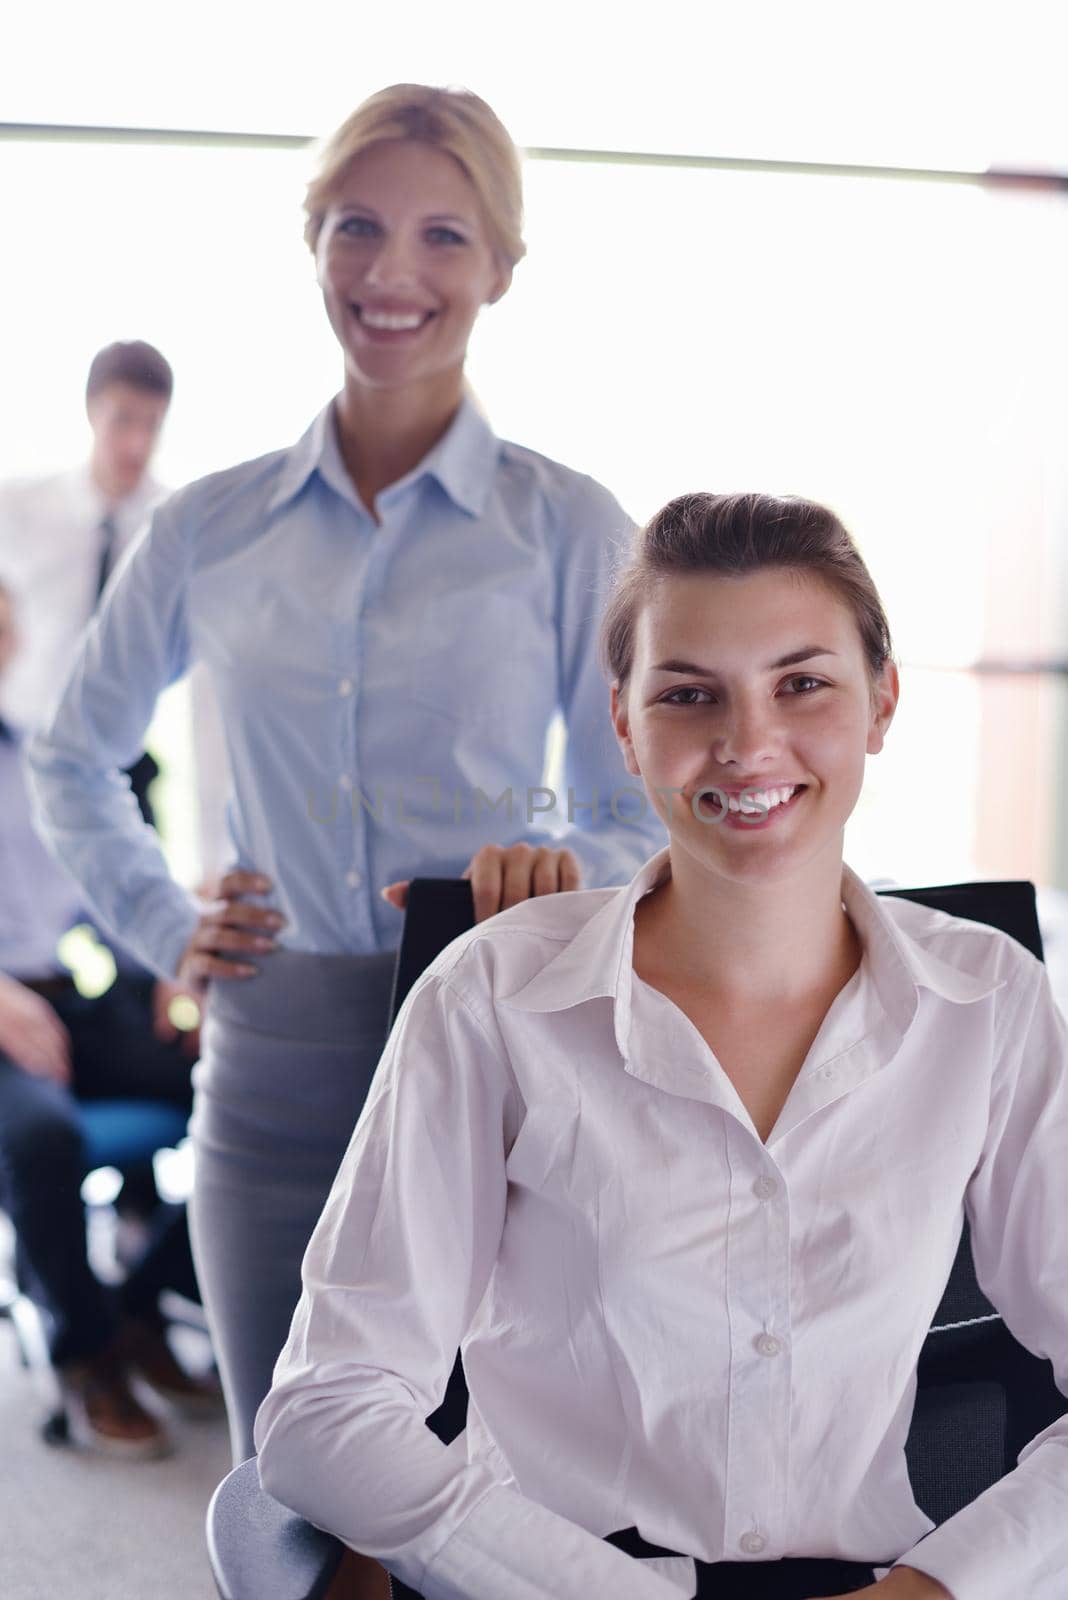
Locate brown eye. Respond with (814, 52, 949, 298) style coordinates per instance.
(663, 686, 714, 705)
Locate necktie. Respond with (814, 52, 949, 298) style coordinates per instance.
(94, 512, 119, 605)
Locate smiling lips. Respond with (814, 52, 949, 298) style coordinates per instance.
(698, 782, 807, 825)
(352, 303, 433, 332)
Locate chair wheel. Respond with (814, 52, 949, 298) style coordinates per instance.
(41, 1408, 70, 1445)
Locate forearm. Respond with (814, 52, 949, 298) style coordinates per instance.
(27, 736, 200, 977)
(886, 1567, 955, 1600)
(258, 1390, 679, 1600)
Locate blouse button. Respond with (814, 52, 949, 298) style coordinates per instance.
(346, 870, 362, 889)
(754, 1333, 783, 1358)
(740, 1532, 767, 1555)
(338, 678, 354, 696)
(753, 1176, 777, 1201)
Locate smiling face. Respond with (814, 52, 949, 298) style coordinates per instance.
(315, 138, 509, 398)
(612, 566, 898, 891)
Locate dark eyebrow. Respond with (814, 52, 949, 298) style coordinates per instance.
(650, 647, 839, 675)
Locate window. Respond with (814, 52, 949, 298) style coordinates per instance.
(2, 12, 1065, 889)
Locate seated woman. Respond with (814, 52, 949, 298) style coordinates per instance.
(255, 493, 1067, 1600)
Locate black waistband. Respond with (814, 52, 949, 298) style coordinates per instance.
(605, 1528, 882, 1599)
(20, 973, 78, 999)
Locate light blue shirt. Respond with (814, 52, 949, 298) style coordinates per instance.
(27, 398, 664, 979)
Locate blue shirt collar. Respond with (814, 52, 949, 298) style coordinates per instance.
(267, 392, 498, 519)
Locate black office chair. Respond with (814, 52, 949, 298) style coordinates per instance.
(207, 878, 1068, 1600)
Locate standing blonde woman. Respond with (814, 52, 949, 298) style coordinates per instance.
(29, 84, 662, 1462)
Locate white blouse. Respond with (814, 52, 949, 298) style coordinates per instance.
(256, 851, 1068, 1600)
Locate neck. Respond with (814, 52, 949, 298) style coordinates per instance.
(335, 368, 465, 511)
(88, 455, 138, 507)
(636, 842, 859, 1006)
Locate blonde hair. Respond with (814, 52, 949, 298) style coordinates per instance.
(303, 84, 526, 267)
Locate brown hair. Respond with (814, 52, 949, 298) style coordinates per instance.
(85, 341, 173, 402)
(602, 492, 893, 690)
(303, 83, 526, 267)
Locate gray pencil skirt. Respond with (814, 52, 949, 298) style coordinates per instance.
(188, 949, 395, 1464)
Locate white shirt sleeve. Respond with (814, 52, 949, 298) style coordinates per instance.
(893, 959, 1068, 1600)
(254, 967, 686, 1600)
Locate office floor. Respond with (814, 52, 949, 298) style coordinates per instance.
(0, 1221, 231, 1600)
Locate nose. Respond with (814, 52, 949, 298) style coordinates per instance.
(712, 694, 782, 769)
(363, 230, 420, 292)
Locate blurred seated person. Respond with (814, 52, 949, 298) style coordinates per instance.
(0, 580, 217, 1456)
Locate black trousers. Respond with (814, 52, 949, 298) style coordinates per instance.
(0, 974, 195, 1366)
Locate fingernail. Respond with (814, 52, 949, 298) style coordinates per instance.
(238, 964, 257, 977)
(253, 937, 276, 951)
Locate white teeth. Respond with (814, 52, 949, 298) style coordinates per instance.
(358, 307, 425, 330)
(737, 785, 799, 813)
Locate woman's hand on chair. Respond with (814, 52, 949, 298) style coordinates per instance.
(381, 843, 582, 923)
(176, 870, 286, 994)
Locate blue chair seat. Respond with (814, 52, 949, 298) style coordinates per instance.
(78, 1099, 189, 1171)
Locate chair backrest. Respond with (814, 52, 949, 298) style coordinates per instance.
(389, 879, 477, 1026)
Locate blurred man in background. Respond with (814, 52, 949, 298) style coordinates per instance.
(0, 340, 172, 825)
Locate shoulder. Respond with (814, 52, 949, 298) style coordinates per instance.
(495, 436, 633, 550)
(0, 473, 87, 584)
(159, 445, 293, 532)
(875, 889, 1045, 993)
(0, 471, 71, 521)
(420, 887, 618, 1011)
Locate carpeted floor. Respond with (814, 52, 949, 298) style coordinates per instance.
(0, 1316, 232, 1599)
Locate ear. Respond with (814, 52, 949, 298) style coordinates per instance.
(611, 682, 642, 777)
(866, 659, 899, 755)
(485, 260, 513, 306)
